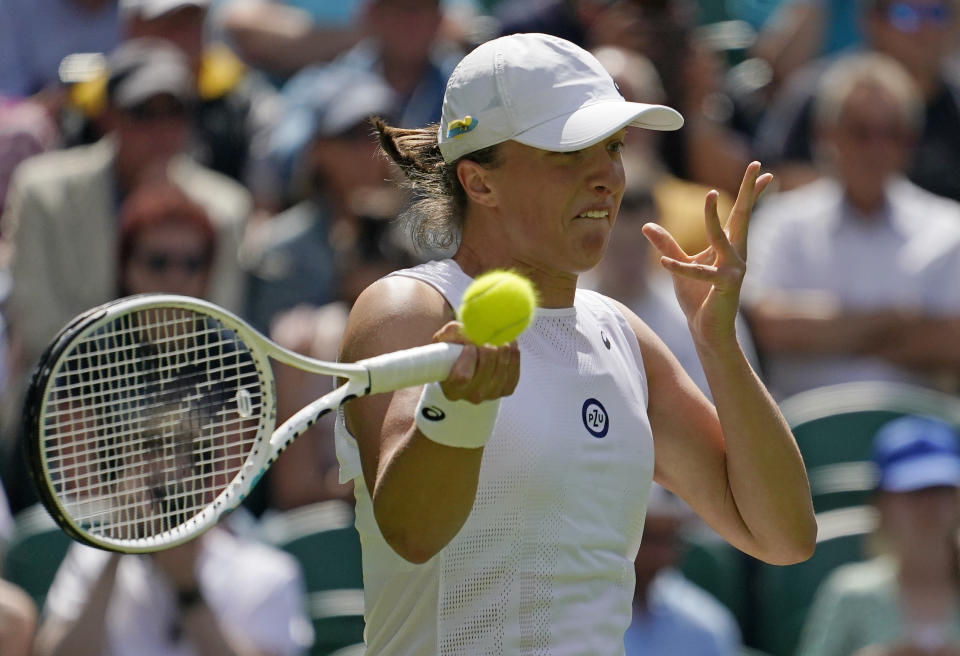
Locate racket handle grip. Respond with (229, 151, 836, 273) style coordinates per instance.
(362, 342, 464, 395)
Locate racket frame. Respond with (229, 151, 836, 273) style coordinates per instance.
(26, 294, 372, 553)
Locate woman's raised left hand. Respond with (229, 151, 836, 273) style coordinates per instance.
(641, 161, 772, 349)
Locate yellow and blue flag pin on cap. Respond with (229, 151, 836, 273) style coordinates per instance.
(446, 115, 477, 139)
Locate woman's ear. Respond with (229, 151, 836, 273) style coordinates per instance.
(456, 159, 498, 207)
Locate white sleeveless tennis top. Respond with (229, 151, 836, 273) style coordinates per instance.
(335, 259, 655, 655)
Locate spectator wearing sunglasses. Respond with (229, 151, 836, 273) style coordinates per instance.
(754, 0, 960, 201)
(1, 37, 249, 377)
(117, 179, 216, 298)
(0, 37, 250, 514)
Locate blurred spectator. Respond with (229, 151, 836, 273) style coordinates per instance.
(117, 178, 217, 298)
(623, 484, 742, 655)
(3, 39, 249, 376)
(2, 36, 248, 382)
(494, 0, 626, 48)
(68, 0, 282, 209)
(755, 0, 960, 199)
(241, 65, 412, 512)
(0, 476, 36, 656)
(33, 172, 313, 656)
(0, 98, 59, 220)
(244, 63, 417, 513)
(34, 528, 313, 656)
(218, 0, 367, 83)
(743, 52, 960, 400)
(243, 65, 401, 334)
(0, 39, 250, 511)
(0, 0, 120, 102)
(796, 415, 960, 656)
(0, 579, 35, 656)
(750, 0, 864, 94)
(267, 215, 415, 511)
(624, 0, 754, 196)
(333, 0, 461, 128)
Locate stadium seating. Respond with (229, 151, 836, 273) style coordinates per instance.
(3, 503, 71, 611)
(684, 381, 960, 654)
(780, 381, 960, 513)
(260, 500, 365, 656)
(747, 381, 960, 654)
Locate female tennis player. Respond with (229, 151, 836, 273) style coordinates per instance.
(336, 32, 816, 655)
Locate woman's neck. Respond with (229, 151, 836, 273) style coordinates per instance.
(453, 245, 579, 309)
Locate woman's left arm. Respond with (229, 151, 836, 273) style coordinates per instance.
(633, 161, 816, 565)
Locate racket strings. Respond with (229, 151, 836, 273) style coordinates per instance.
(41, 307, 266, 543)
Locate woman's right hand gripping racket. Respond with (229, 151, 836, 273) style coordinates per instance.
(25, 294, 463, 553)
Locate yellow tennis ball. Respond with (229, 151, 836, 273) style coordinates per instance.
(458, 270, 537, 346)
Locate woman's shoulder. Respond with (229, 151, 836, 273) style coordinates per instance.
(340, 263, 458, 361)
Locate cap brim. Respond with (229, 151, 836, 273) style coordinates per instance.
(881, 454, 960, 492)
(129, 0, 211, 19)
(114, 68, 194, 108)
(513, 100, 684, 153)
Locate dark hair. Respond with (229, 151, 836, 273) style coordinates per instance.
(372, 117, 501, 252)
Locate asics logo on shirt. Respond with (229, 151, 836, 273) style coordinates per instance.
(422, 406, 446, 421)
(582, 398, 609, 438)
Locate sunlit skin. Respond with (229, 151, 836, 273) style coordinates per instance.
(455, 132, 628, 306)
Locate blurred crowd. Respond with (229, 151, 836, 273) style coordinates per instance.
(5, 0, 960, 654)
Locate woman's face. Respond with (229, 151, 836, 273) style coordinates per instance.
(479, 132, 627, 276)
(124, 220, 211, 298)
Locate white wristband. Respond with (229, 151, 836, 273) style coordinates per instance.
(414, 382, 500, 449)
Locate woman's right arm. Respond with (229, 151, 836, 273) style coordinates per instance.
(339, 275, 520, 564)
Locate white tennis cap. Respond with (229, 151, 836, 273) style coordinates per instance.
(437, 32, 684, 163)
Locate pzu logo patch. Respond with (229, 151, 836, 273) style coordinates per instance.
(582, 398, 609, 438)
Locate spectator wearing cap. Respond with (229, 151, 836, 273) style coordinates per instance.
(242, 65, 401, 335)
(313, 0, 460, 129)
(0, 37, 250, 512)
(797, 415, 960, 656)
(86, 0, 283, 210)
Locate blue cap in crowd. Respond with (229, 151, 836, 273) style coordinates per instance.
(872, 415, 960, 492)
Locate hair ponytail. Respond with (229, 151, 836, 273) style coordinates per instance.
(372, 117, 500, 253)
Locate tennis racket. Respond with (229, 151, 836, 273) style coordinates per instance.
(26, 294, 462, 553)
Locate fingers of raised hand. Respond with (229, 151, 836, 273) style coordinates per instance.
(642, 222, 688, 262)
(726, 161, 773, 251)
(704, 190, 735, 258)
